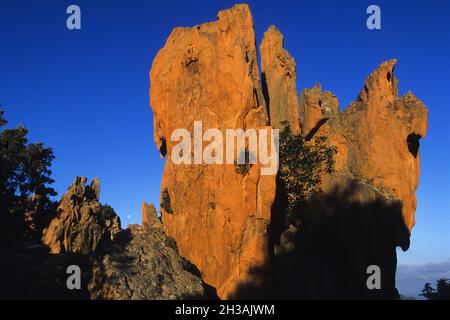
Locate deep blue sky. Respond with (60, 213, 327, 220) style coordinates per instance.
(1, 0, 449, 297)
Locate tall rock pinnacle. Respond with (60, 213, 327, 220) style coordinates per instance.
(150, 4, 275, 298)
(260, 25, 301, 132)
(300, 60, 428, 233)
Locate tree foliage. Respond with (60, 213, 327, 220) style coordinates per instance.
(278, 122, 337, 225)
(0, 110, 57, 243)
(421, 279, 450, 300)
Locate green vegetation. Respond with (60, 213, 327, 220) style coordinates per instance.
(421, 279, 450, 300)
(165, 236, 178, 251)
(0, 110, 57, 243)
(278, 122, 337, 226)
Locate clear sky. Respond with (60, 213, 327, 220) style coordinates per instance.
(1, 0, 449, 297)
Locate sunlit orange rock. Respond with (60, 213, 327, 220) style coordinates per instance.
(300, 60, 428, 237)
(150, 3, 428, 299)
(260, 25, 301, 133)
(150, 4, 275, 298)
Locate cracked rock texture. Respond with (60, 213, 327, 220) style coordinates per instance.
(260, 25, 300, 132)
(40, 179, 206, 300)
(43, 177, 121, 254)
(88, 202, 205, 300)
(150, 4, 276, 298)
(149, 4, 428, 299)
(299, 60, 428, 235)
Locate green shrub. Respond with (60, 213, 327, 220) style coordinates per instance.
(421, 279, 450, 300)
(278, 122, 336, 226)
(165, 236, 178, 251)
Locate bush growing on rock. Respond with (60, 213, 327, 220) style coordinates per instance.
(278, 121, 336, 225)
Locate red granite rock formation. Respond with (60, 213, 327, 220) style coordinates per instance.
(149, 4, 428, 299)
(150, 4, 276, 298)
(299, 60, 428, 234)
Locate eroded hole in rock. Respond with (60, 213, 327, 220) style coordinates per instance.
(387, 72, 391, 82)
(407, 133, 421, 158)
(159, 138, 167, 157)
(161, 188, 173, 214)
(185, 58, 199, 74)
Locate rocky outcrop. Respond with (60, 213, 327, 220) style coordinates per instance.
(260, 25, 300, 132)
(2, 200, 206, 300)
(42, 177, 121, 254)
(150, 5, 428, 299)
(299, 60, 428, 234)
(33, 177, 207, 300)
(150, 4, 276, 298)
(89, 202, 206, 300)
(266, 60, 428, 299)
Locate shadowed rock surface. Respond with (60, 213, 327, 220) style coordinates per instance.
(264, 61, 428, 299)
(0, 239, 91, 299)
(2, 180, 208, 300)
(88, 202, 207, 300)
(299, 60, 428, 232)
(149, 4, 428, 299)
(245, 181, 409, 299)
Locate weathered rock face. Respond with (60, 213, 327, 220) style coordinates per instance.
(142, 201, 158, 226)
(4, 193, 207, 299)
(299, 60, 428, 234)
(260, 25, 300, 133)
(42, 177, 121, 254)
(265, 60, 429, 299)
(39, 177, 206, 299)
(150, 5, 428, 299)
(150, 4, 276, 298)
(89, 202, 206, 300)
